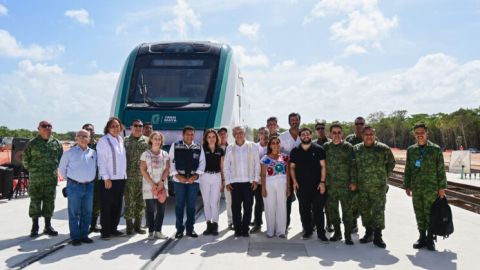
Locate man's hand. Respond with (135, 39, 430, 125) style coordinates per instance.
(438, 189, 446, 198)
(349, 183, 357, 191)
(318, 182, 326, 194)
(104, 179, 112, 189)
(252, 181, 258, 191)
(226, 184, 233, 192)
(292, 181, 299, 192)
(406, 188, 412, 196)
(262, 188, 267, 198)
(176, 175, 187, 183)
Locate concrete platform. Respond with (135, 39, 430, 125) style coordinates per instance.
(447, 172, 480, 187)
(0, 181, 477, 270)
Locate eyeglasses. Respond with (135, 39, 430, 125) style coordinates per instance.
(133, 124, 143, 128)
(355, 123, 365, 126)
(40, 124, 52, 129)
(316, 127, 325, 130)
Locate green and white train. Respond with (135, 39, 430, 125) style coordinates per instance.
(110, 41, 251, 145)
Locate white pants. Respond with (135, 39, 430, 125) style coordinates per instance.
(263, 176, 287, 236)
(200, 173, 222, 223)
(224, 189, 233, 224)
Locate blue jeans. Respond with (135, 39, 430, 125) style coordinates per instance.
(67, 180, 94, 240)
(174, 181, 199, 233)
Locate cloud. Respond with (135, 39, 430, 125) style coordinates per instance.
(232, 45, 269, 67)
(0, 4, 7, 16)
(238, 23, 260, 40)
(0, 60, 119, 132)
(64, 8, 94, 25)
(244, 53, 480, 128)
(304, 0, 398, 55)
(0, 29, 65, 61)
(342, 43, 367, 56)
(161, 0, 201, 39)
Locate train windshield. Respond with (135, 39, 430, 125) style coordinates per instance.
(128, 55, 219, 108)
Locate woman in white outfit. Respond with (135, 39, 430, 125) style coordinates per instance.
(140, 132, 170, 240)
(261, 136, 290, 238)
(200, 129, 225, 236)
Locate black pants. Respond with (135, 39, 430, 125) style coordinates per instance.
(297, 186, 327, 234)
(145, 199, 166, 232)
(100, 179, 125, 236)
(253, 184, 264, 226)
(286, 185, 295, 228)
(231, 182, 254, 234)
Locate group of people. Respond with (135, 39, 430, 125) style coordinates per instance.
(22, 113, 447, 252)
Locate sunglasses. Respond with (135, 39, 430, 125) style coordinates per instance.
(316, 127, 325, 130)
(133, 124, 143, 128)
(40, 124, 52, 129)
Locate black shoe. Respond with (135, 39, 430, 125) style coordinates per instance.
(242, 231, 250, 237)
(373, 229, 386, 248)
(318, 234, 329, 242)
(30, 218, 39, 237)
(249, 225, 261, 234)
(81, 237, 94, 244)
(71, 239, 82, 246)
(203, 222, 212, 236)
(30, 230, 39, 237)
(186, 231, 199, 238)
(413, 231, 427, 249)
(175, 231, 184, 239)
(360, 229, 373, 244)
(211, 222, 219, 236)
(111, 230, 124, 237)
(302, 231, 313, 240)
(345, 233, 354, 245)
(330, 232, 342, 242)
(44, 227, 58, 236)
(100, 234, 111, 240)
(234, 230, 242, 237)
(426, 233, 436, 251)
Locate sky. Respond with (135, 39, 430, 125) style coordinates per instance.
(1, 0, 480, 132)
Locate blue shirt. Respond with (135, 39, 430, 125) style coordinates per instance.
(59, 145, 97, 182)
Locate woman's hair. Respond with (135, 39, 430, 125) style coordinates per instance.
(103, 117, 123, 135)
(266, 136, 281, 155)
(202, 128, 220, 148)
(148, 131, 164, 148)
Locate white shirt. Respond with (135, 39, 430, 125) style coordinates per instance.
(257, 142, 267, 159)
(279, 130, 301, 156)
(168, 141, 206, 183)
(96, 133, 127, 180)
(224, 141, 260, 185)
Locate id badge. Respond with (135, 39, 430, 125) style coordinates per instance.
(415, 159, 422, 168)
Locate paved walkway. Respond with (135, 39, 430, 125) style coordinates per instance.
(0, 181, 476, 270)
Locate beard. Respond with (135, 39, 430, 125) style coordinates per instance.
(301, 138, 311, 145)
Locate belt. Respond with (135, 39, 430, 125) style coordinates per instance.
(68, 178, 94, 185)
(205, 171, 220, 174)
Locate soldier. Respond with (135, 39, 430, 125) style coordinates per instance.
(404, 123, 447, 251)
(22, 120, 63, 237)
(124, 119, 149, 235)
(82, 123, 102, 233)
(314, 120, 332, 233)
(345, 116, 366, 233)
(323, 123, 356, 245)
(353, 125, 395, 248)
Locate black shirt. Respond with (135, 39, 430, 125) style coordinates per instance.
(204, 146, 225, 173)
(290, 143, 326, 186)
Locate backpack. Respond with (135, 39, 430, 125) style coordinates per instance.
(430, 197, 454, 239)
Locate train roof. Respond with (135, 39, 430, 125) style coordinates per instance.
(137, 41, 228, 56)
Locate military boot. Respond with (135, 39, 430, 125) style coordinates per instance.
(44, 217, 58, 236)
(203, 221, 212, 236)
(329, 224, 342, 242)
(359, 228, 373, 243)
(211, 222, 219, 236)
(344, 232, 354, 245)
(426, 231, 436, 251)
(126, 219, 134, 235)
(134, 219, 146, 234)
(373, 229, 386, 248)
(413, 230, 427, 249)
(30, 218, 39, 237)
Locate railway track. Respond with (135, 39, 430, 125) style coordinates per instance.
(389, 168, 480, 214)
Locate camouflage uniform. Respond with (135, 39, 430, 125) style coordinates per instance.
(353, 141, 395, 230)
(345, 133, 363, 226)
(22, 135, 63, 218)
(324, 141, 355, 233)
(316, 138, 332, 230)
(88, 140, 103, 229)
(124, 135, 148, 227)
(404, 141, 447, 231)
